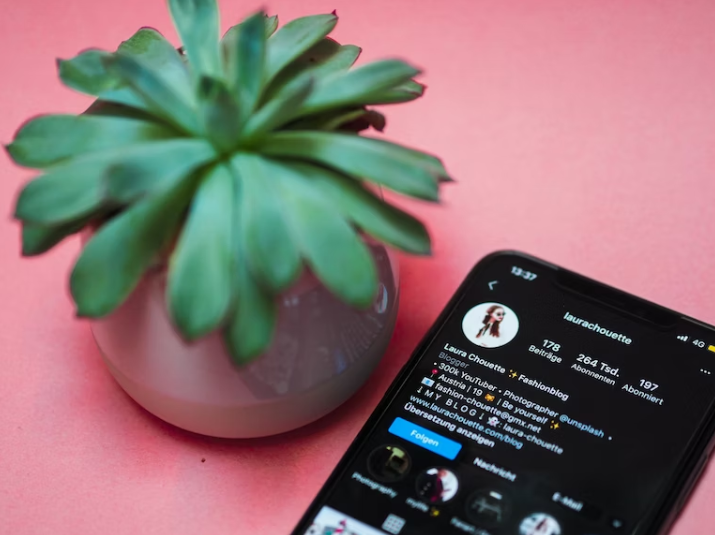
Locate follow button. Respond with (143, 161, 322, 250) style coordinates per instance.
(388, 417, 462, 460)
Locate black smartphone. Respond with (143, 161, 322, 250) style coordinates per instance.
(291, 251, 715, 535)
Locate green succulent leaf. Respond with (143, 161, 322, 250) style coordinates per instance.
(298, 43, 362, 81)
(314, 109, 368, 130)
(115, 28, 194, 102)
(197, 77, 242, 151)
(264, 14, 338, 83)
(57, 50, 123, 95)
(15, 140, 213, 226)
(287, 38, 341, 69)
(167, 164, 234, 340)
(223, 254, 277, 364)
(70, 172, 197, 318)
(242, 76, 313, 142)
(283, 107, 371, 131)
(6, 114, 178, 168)
(299, 60, 420, 116)
(284, 162, 431, 255)
(57, 51, 147, 111)
(83, 100, 162, 121)
(224, 166, 277, 364)
(265, 38, 339, 92)
(272, 162, 378, 308)
(231, 154, 302, 292)
(225, 11, 267, 115)
(104, 139, 216, 203)
(21, 216, 96, 256)
(58, 28, 195, 113)
(265, 15, 279, 36)
(15, 156, 112, 225)
(168, 0, 222, 79)
(290, 108, 386, 132)
(263, 42, 360, 105)
(369, 136, 450, 180)
(221, 13, 278, 51)
(259, 131, 441, 201)
(103, 53, 198, 134)
(368, 79, 425, 104)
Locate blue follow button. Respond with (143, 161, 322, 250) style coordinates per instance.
(388, 417, 462, 460)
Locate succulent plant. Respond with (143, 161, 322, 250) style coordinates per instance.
(7, 0, 452, 364)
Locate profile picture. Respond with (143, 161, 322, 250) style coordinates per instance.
(305, 506, 385, 535)
(462, 302, 519, 348)
(367, 445, 411, 482)
(465, 489, 510, 526)
(415, 467, 459, 503)
(519, 513, 561, 535)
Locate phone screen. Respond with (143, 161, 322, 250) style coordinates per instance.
(293, 252, 715, 535)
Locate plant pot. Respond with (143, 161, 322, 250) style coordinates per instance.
(90, 243, 399, 438)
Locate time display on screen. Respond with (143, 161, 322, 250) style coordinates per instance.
(511, 266, 538, 281)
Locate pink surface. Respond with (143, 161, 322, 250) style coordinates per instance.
(2, 0, 715, 533)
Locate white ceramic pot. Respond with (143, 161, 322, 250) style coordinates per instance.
(90, 243, 399, 438)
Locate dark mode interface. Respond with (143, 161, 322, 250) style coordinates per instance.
(300, 257, 715, 535)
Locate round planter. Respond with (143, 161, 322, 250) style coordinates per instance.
(90, 243, 399, 438)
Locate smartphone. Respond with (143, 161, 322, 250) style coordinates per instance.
(291, 251, 715, 535)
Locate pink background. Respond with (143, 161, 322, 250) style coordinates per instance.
(2, 0, 715, 533)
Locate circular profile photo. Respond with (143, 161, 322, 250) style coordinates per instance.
(367, 445, 411, 482)
(415, 467, 459, 503)
(462, 302, 519, 348)
(519, 513, 561, 535)
(465, 489, 511, 526)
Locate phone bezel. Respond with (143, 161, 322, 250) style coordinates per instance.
(291, 250, 715, 535)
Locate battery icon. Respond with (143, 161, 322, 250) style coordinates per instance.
(708, 345, 715, 353)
